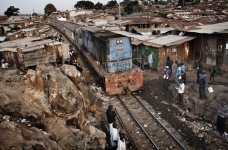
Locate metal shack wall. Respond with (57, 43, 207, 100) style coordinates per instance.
(158, 42, 189, 71)
(187, 33, 228, 71)
(132, 44, 159, 70)
(1, 51, 19, 68)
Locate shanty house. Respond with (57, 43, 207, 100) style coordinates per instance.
(112, 30, 195, 71)
(183, 22, 228, 72)
(0, 37, 63, 70)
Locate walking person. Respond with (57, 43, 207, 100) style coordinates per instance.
(106, 105, 116, 127)
(216, 100, 228, 136)
(177, 79, 185, 106)
(166, 56, 173, 76)
(210, 66, 216, 81)
(163, 66, 171, 90)
(110, 122, 120, 149)
(197, 58, 203, 84)
(175, 63, 182, 89)
(181, 62, 186, 84)
(199, 70, 209, 100)
(141, 54, 145, 71)
(148, 53, 153, 71)
(117, 133, 126, 150)
(64, 58, 70, 64)
(1, 59, 5, 69)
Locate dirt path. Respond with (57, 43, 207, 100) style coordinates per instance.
(137, 68, 228, 149)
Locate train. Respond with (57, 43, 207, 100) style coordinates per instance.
(50, 20, 143, 95)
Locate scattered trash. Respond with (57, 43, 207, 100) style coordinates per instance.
(144, 124, 148, 127)
(168, 108, 171, 112)
(21, 119, 26, 123)
(157, 112, 162, 115)
(3, 115, 10, 121)
(136, 131, 139, 134)
(198, 133, 204, 138)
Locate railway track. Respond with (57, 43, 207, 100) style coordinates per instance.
(114, 93, 187, 150)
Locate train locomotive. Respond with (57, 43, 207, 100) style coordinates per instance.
(75, 26, 143, 95)
(50, 20, 143, 95)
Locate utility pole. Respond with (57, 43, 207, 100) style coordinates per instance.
(119, 0, 121, 30)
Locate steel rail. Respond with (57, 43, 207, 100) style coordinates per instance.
(132, 93, 187, 150)
(117, 95, 159, 150)
(115, 110, 139, 150)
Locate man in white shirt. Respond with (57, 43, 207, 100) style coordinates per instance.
(110, 122, 119, 149)
(177, 79, 185, 106)
(117, 133, 126, 150)
(148, 53, 153, 71)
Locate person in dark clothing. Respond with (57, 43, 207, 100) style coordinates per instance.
(197, 58, 203, 84)
(216, 100, 228, 136)
(166, 56, 173, 77)
(163, 66, 171, 90)
(75, 62, 83, 73)
(210, 66, 216, 81)
(181, 70, 186, 84)
(141, 54, 145, 71)
(199, 70, 209, 100)
(64, 58, 70, 64)
(106, 105, 116, 125)
(180, 62, 186, 84)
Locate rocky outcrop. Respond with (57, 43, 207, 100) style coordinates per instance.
(0, 65, 106, 150)
(0, 93, 21, 115)
(22, 65, 84, 117)
(0, 121, 62, 150)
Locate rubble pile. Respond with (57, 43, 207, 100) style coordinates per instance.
(0, 65, 106, 150)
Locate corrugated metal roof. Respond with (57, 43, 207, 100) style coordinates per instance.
(0, 20, 27, 25)
(108, 20, 133, 25)
(0, 37, 40, 48)
(133, 27, 151, 33)
(152, 27, 175, 34)
(27, 39, 54, 47)
(21, 28, 36, 32)
(0, 47, 16, 52)
(112, 31, 157, 41)
(185, 22, 228, 34)
(144, 35, 195, 47)
(81, 26, 102, 33)
(132, 40, 143, 45)
(22, 45, 45, 53)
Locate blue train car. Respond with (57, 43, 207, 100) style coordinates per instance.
(75, 28, 83, 49)
(81, 26, 133, 72)
(75, 26, 143, 95)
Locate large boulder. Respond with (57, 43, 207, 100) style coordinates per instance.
(0, 121, 62, 150)
(41, 116, 105, 150)
(0, 93, 21, 115)
(22, 65, 84, 117)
